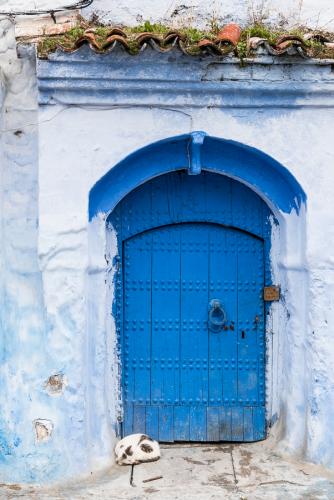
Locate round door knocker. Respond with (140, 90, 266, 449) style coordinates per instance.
(208, 299, 227, 333)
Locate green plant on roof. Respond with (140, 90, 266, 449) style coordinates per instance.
(64, 26, 85, 41)
(237, 40, 248, 63)
(38, 37, 58, 57)
(94, 26, 112, 37)
(180, 27, 208, 44)
(36, 19, 334, 60)
(127, 39, 140, 55)
(130, 20, 170, 34)
(241, 23, 282, 45)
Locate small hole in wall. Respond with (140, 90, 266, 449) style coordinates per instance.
(34, 419, 53, 442)
(44, 373, 67, 395)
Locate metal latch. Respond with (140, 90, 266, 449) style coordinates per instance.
(263, 286, 280, 302)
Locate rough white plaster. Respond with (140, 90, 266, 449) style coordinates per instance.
(85, 0, 334, 30)
(1, 0, 334, 29)
(0, 18, 68, 484)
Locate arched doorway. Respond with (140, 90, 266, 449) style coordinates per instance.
(88, 132, 306, 447)
(108, 171, 272, 442)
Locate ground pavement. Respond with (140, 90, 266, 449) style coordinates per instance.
(1, 441, 334, 499)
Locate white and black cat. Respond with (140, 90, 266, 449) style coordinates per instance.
(115, 433, 161, 465)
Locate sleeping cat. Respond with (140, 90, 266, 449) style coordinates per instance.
(115, 433, 161, 465)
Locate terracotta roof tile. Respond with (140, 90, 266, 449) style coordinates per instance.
(247, 34, 310, 57)
(304, 32, 331, 43)
(197, 24, 241, 56)
(216, 23, 241, 45)
(36, 23, 334, 60)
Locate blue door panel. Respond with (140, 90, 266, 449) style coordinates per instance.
(243, 407, 254, 441)
(112, 171, 270, 442)
(174, 406, 190, 440)
(180, 225, 209, 406)
(133, 406, 146, 434)
(253, 406, 266, 441)
(207, 407, 220, 441)
(208, 228, 238, 406)
(122, 404, 265, 442)
(159, 406, 174, 442)
(123, 404, 133, 437)
(145, 406, 159, 438)
(151, 228, 180, 407)
(237, 234, 264, 407)
(231, 407, 244, 441)
(123, 235, 152, 408)
(122, 222, 265, 441)
(219, 407, 232, 440)
(112, 171, 271, 242)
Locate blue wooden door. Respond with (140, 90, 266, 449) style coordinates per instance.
(111, 171, 269, 442)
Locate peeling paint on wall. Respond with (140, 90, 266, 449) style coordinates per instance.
(44, 374, 68, 396)
(34, 420, 54, 442)
(81, 0, 334, 30)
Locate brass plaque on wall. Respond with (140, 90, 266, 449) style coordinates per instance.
(263, 286, 280, 301)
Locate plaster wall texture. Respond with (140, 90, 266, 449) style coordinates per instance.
(1, 0, 334, 29)
(34, 46, 334, 483)
(37, 102, 332, 474)
(0, 14, 334, 486)
(0, 20, 56, 482)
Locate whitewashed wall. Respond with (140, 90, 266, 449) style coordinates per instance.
(0, 20, 51, 483)
(0, 0, 333, 485)
(35, 39, 334, 480)
(1, 0, 334, 29)
(36, 100, 334, 473)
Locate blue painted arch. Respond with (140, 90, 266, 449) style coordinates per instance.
(89, 132, 306, 220)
